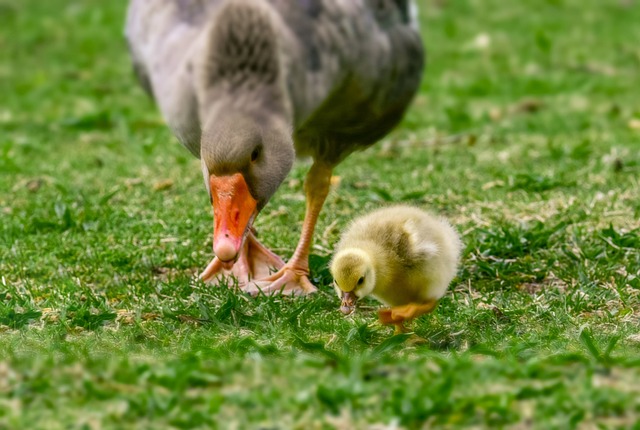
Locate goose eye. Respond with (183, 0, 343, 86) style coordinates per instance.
(357, 276, 364, 285)
(250, 147, 260, 162)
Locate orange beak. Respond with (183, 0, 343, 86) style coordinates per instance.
(210, 173, 258, 264)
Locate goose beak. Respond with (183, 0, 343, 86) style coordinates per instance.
(340, 291, 357, 315)
(210, 173, 257, 266)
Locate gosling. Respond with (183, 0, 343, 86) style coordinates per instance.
(330, 205, 462, 333)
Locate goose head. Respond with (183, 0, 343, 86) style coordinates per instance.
(201, 109, 294, 267)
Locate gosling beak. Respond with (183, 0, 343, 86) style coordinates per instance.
(210, 173, 258, 267)
(340, 291, 357, 315)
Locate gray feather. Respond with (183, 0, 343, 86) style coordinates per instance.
(125, 0, 424, 162)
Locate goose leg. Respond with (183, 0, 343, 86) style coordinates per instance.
(245, 160, 332, 296)
(200, 230, 285, 286)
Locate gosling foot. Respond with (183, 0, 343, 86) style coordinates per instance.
(378, 300, 439, 334)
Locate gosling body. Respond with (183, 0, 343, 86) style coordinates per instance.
(330, 205, 462, 330)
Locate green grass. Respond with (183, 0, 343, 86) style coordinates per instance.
(1, 0, 640, 428)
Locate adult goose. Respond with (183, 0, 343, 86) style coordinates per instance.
(125, 0, 425, 295)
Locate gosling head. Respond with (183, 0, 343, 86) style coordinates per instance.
(329, 248, 376, 315)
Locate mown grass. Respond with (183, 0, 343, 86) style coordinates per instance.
(1, 0, 640, 428)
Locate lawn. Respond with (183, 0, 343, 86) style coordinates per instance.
(1, 0, 640, 428)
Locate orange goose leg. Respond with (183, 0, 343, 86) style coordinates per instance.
(199, 230, 285, 286)
(244, 160, 332, 296)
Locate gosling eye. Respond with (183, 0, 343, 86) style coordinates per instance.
(357, 276, 364, 285)
(250, 146, 261, 163)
